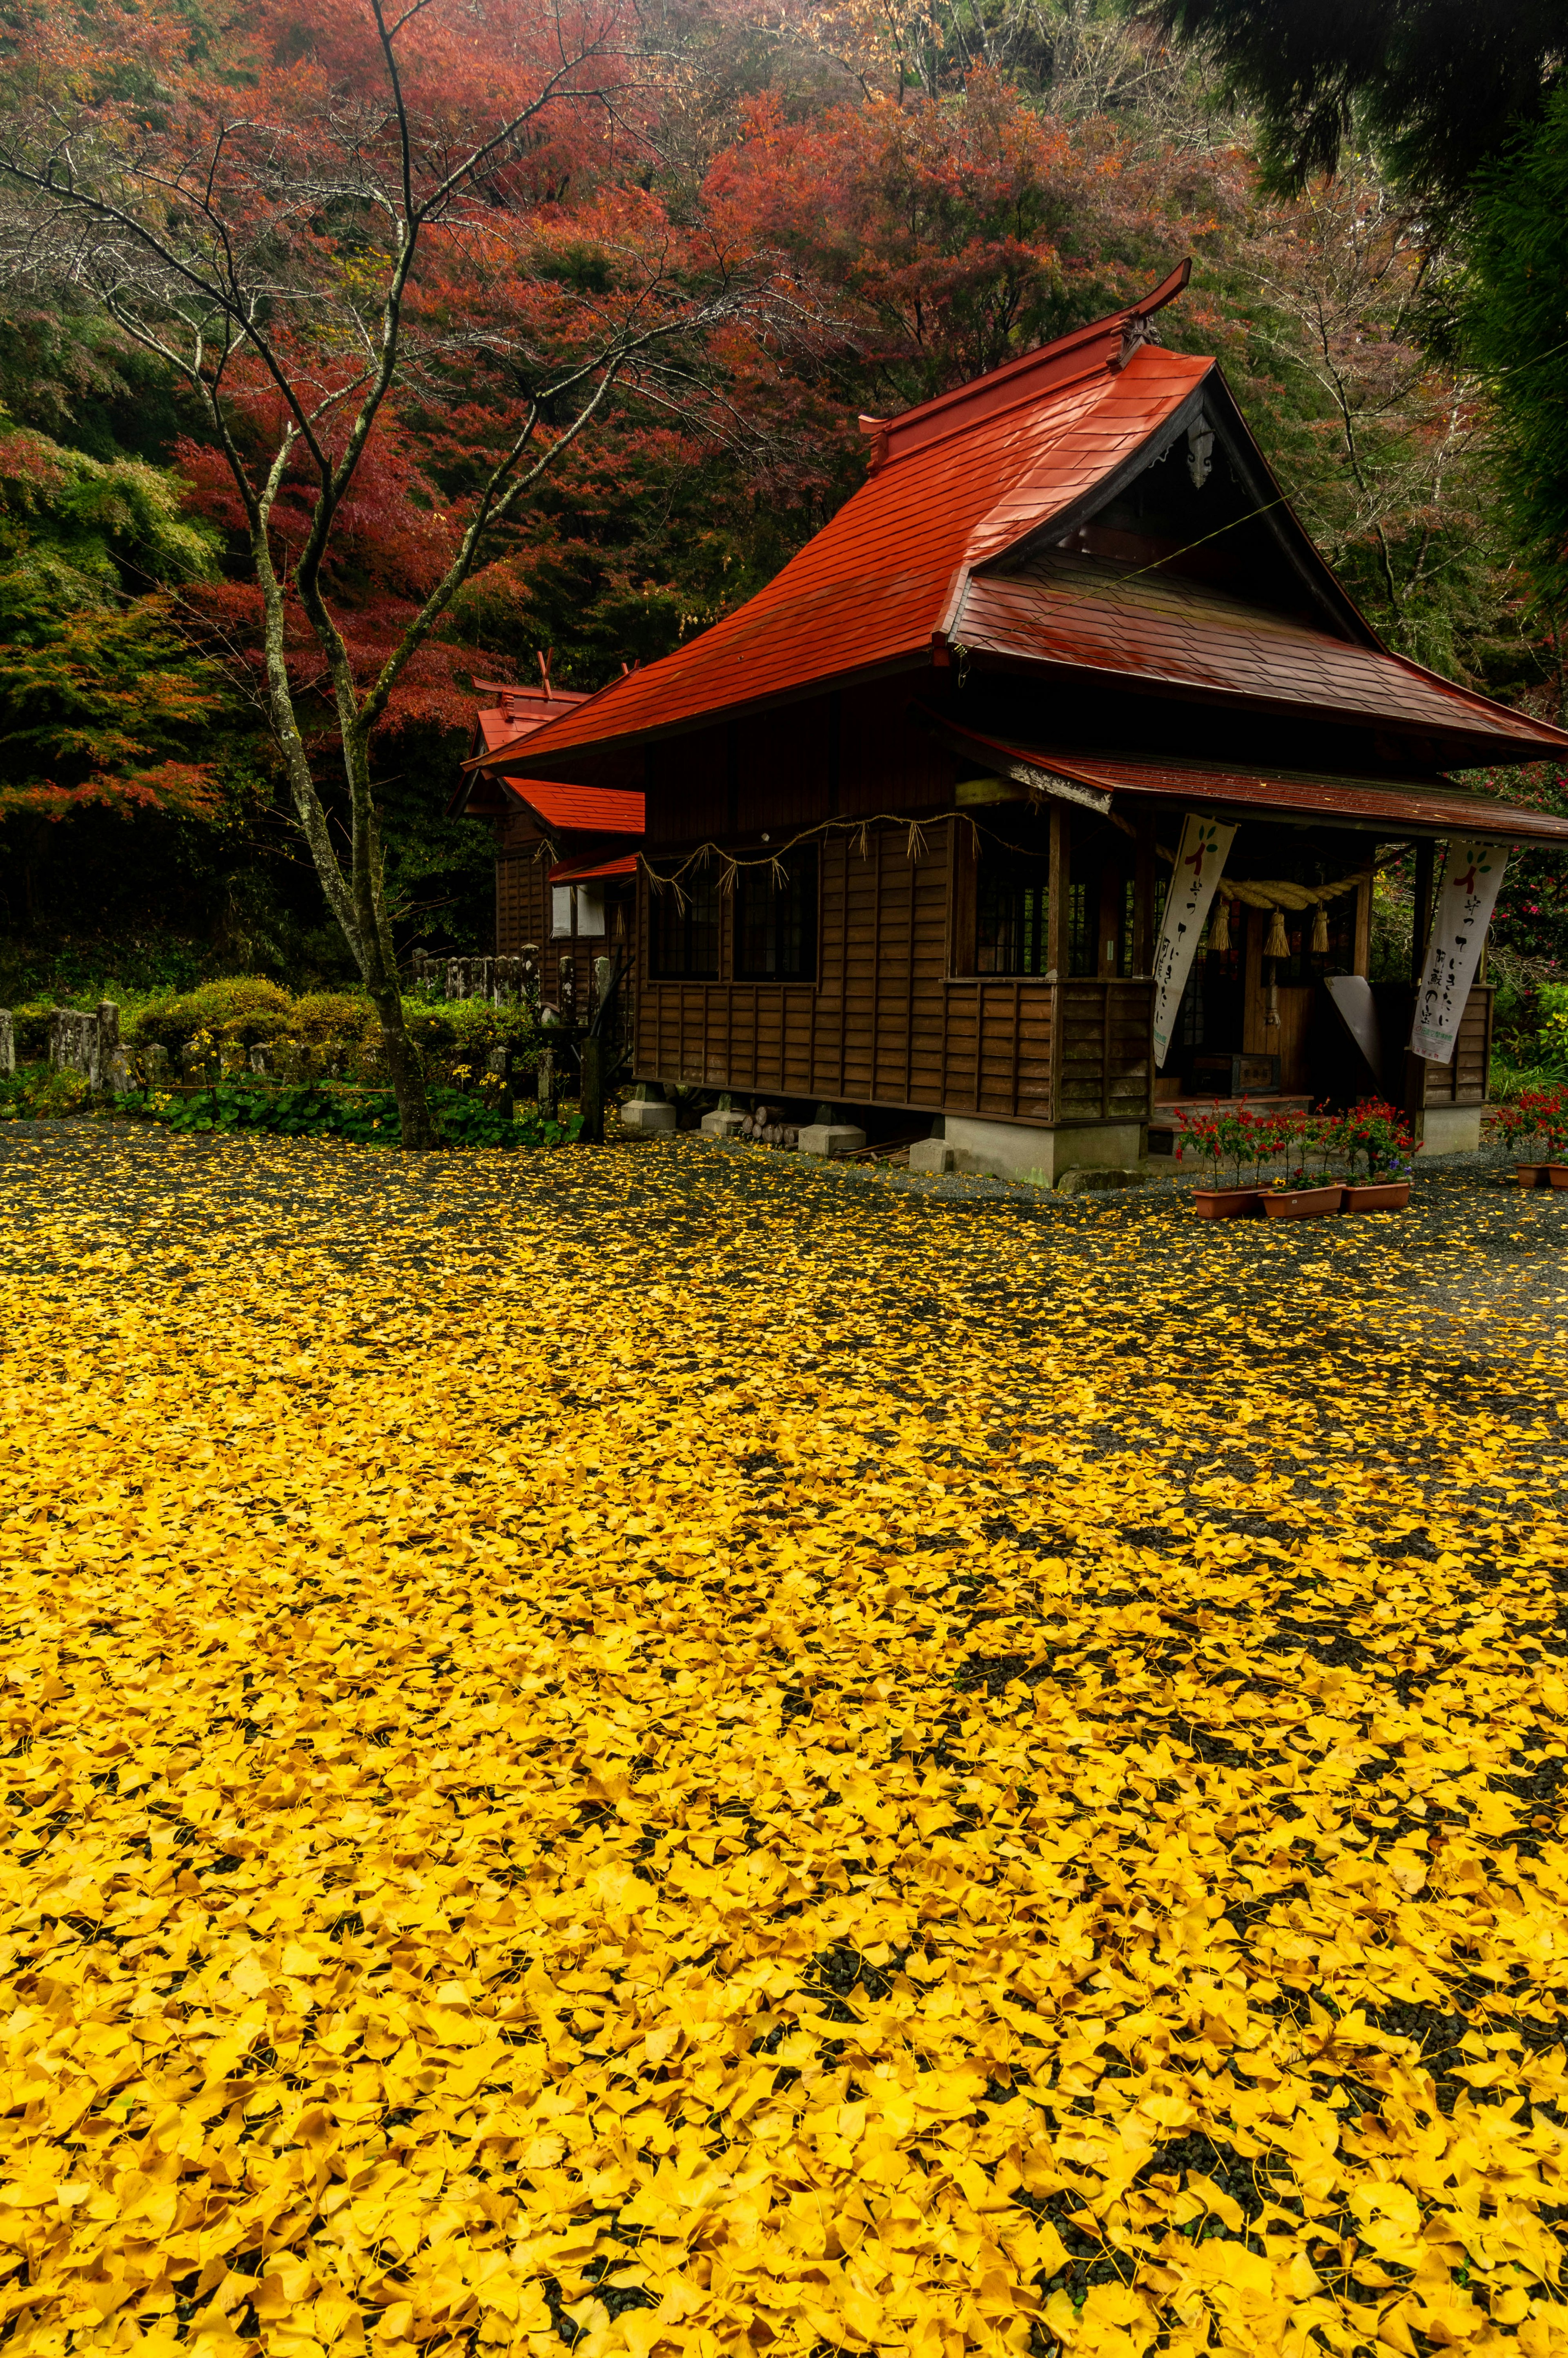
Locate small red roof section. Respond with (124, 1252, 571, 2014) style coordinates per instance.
(505, 264, 1568, 772)
(936, 722, 1568, 845)
(500, 781, 644, 834)
(470, 680, 592, 760)
(549, 853, 639, 882)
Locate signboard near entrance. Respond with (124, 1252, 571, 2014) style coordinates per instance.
(1409, 839, 1509, 1065)
(1152, 813, 1237, 1069)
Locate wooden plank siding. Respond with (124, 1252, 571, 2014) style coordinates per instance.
(634, 815, 1155, 1129)
(1423, 984, 1493, 1108)
(495, 821, 629, 1008)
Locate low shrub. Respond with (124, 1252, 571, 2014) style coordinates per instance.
(127, 1082, 582, 1149)
(0, 1065, 94, 1120)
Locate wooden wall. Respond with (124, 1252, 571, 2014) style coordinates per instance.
(643, 677, 958, 847)
(494, 821, 633, 1009)
(1420, 984, 1494, 1109)
(634, 816, 1154, 1128)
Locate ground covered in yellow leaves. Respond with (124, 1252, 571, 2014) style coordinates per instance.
(3, 1128, 1568, 2358)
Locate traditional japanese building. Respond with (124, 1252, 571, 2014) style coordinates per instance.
(464, 264, 1568, 1178)
(452, 679, 642, 1015)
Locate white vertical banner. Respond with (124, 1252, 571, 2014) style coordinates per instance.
(1410, 839, 1509, 1064)
(1152, 813, 1237, 1070)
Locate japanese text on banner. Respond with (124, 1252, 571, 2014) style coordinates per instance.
(1410, 839, 1508, 1065)
(1152, 815, 1236, 1069)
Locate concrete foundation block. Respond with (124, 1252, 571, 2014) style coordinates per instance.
(701, 1109, 748, 1138)
(797, 1123, 867, 1157)
(621, 1099, 677, 1133)
(942, 1115, 1143, 1186)
(908, 1138, 955, 1174)
(1055, 1164, 1145, 1197)
(1420, 1105, 1484, 1154)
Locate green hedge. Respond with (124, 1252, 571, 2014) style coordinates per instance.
(9, 977, 553, 1087)
(131, 1082, 581, 1149)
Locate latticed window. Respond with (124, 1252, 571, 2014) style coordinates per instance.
(735, 848, 818, 982)
(978, 844, 1053, 975)
(648, 874, 720, 980)
(1067, 882, 1093, 976)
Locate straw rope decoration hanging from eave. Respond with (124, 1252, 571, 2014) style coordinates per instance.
(640, 813, 961, 913)
(1158, 845, 1366, 959)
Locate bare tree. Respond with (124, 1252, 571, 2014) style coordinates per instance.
(0, 0, 765, 1145)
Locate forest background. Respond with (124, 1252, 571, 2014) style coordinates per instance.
(2, 0, 1566, 1060)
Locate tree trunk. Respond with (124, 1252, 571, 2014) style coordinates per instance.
(580, 1035, 604, 1144)
(369, 985, 437, 1150)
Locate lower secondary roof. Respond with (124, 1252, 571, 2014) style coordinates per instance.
(503, 781, 644, 834)
(938, 725, 1568, 845)
(549, 854, 639, 883)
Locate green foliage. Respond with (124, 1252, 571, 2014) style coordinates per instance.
(120, 976, 296, 1047)
(1148, 0, 1566, 205)
(0, 412, 225, 818)
(0, 1065, 93, 1121)
(1541, 983, 1568, 1071)
(1462, 91, 1568, 630)
(122, 1081, 582, 1150)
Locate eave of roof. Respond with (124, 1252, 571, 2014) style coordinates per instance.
(954, 556, 1566, 753)
(935, 724, 1568, 844)
(549, 853, 639, 883)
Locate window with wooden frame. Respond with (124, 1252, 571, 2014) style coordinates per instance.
(648, 873, 721, 980)
(735, 847, 818, 982)
(976, 838, 1053, 975)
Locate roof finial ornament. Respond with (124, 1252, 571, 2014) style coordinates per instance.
(1116, 314, 1163, 369)
(1187, 420, 1215, 489)
(537, 648, 553, 695)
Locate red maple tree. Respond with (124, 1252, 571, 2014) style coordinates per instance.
(0, 0, 777, 1142)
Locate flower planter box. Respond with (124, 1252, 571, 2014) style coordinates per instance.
(1517, 1163, 1551, 1188)
(1191, 1187, 1262, 1219)
(1342, 1180, 1411, 1214)
(1550, 1164, 1568, 1191)
(1262, 1184, 1343, 1220)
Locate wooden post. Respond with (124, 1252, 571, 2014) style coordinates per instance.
(1353, 872, 1373, 976)
(1412, 841, 1436, 979)
(580, 1036, 604, 1144)
(1047, 805, 1069, 980)
(537, 1049, 554, 1112)
(1133, 814, 1155, 977)
(1047, 804, 1069, 1127)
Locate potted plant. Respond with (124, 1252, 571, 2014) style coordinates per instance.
(1500, 1086, 1568, 1187)
(1341, 1098, 1414, 1211)
(1263, 1108, 1345, 1219)
(1179, 1107, 1261, 1217)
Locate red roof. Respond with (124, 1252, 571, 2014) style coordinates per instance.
(549, 853, 639, 882)
(507, 345, 1212, 764)
(937, 724, 1568, 845)
(503, 272, 1568, 772)
(955, 556, 1552, 744)
(471, 682, 591, 760)
(501, 781, 644, 835)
